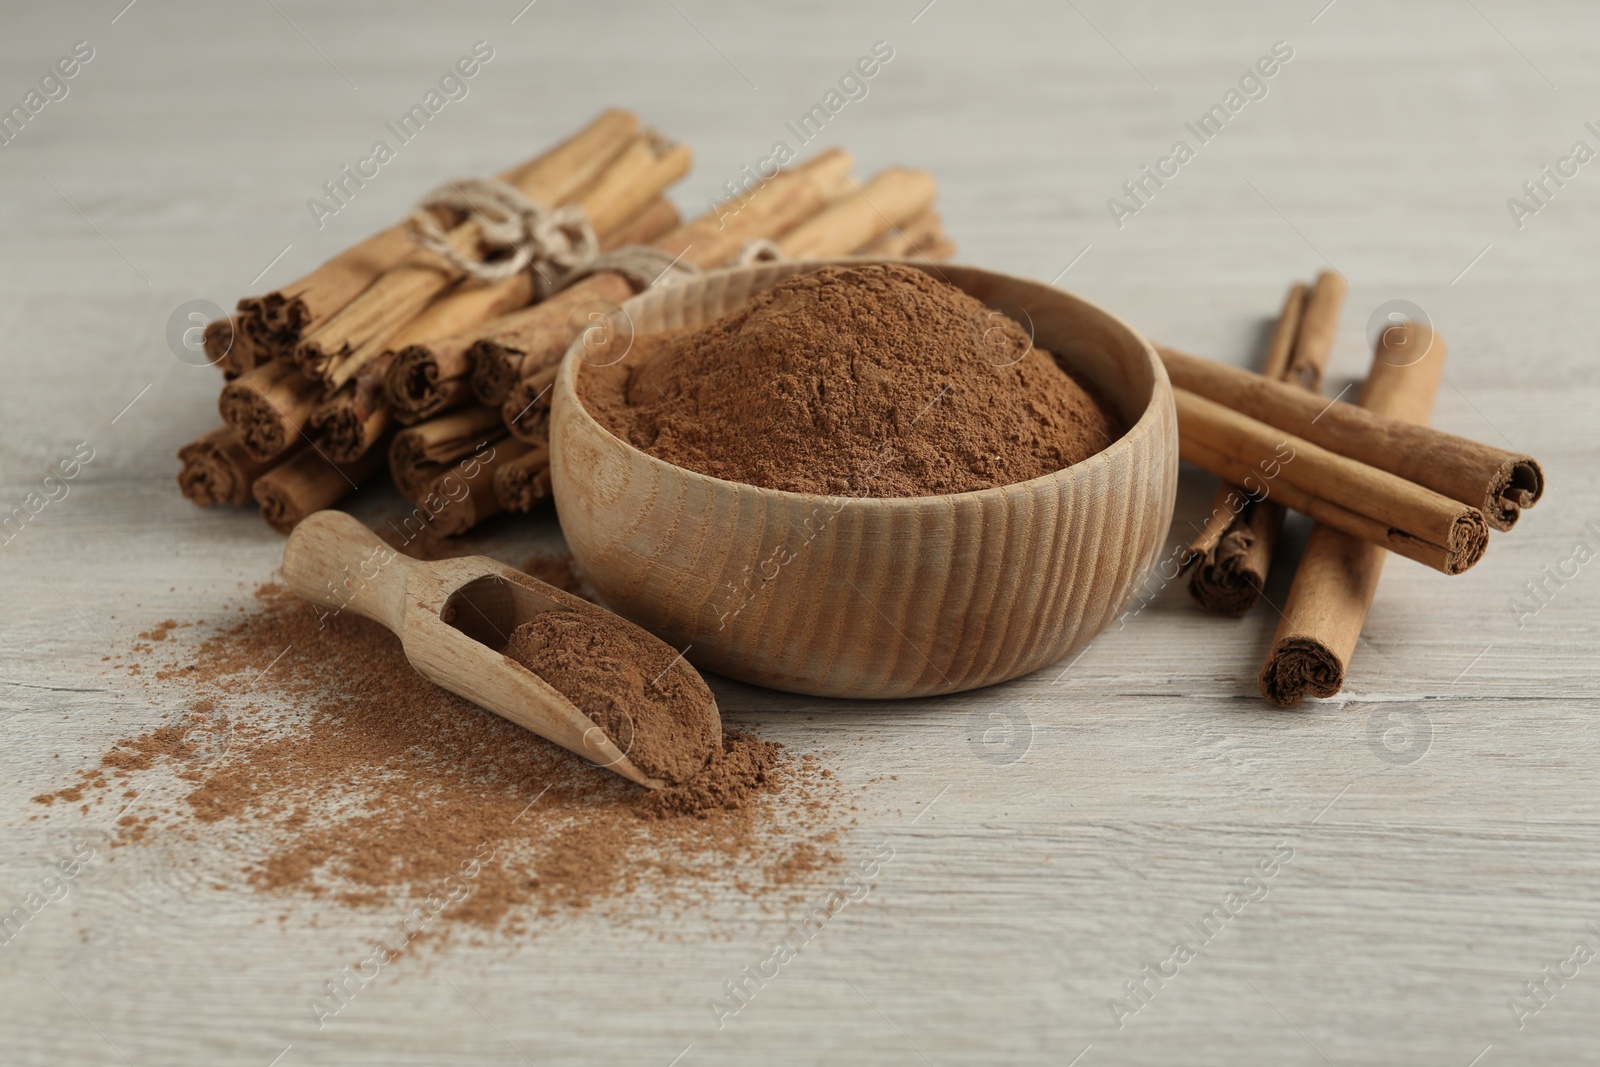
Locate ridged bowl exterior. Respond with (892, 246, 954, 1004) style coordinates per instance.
(551, 261, 1177, 698)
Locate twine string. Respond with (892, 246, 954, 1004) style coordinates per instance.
(407, 177, 735, 296)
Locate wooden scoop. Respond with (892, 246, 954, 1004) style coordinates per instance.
(282, 509, 714, 788)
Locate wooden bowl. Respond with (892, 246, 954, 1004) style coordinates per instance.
(550, 261, 1177, 699)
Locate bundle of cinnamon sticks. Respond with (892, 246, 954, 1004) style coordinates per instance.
(1163, 275, 1545, 707)
(179, 109, 956, 542)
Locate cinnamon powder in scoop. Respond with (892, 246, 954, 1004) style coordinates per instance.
(503, 608, 719, 786)
(584, 263, 1123, 496)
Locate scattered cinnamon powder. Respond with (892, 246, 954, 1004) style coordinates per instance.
(32, 580, 847, 940)
(641, 731, 782, 819)
(584, 263, 1123, 496)
(503, 608, 720, 786)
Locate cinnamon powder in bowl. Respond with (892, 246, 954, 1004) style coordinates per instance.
(552, 260, 1179, 699)
(585, 263, 1123, 496)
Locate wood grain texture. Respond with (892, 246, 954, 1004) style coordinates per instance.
(553, 261, 1178, 698)
(1, 2, 1599, 1066)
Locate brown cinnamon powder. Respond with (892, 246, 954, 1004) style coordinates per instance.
(585, 263, 1123, 496)
(503, 608, 720, 786)
(31, 580, 847, 940)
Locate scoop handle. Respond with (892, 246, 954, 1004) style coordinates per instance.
(282, 510, 416, 633)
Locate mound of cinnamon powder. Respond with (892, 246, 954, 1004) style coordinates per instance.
(585, 263, 1123, 496)
(503, 608, 720, 786)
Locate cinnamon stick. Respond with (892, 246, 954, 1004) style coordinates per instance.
(601, 195, 681, 249)
(1182, 281, 1313, 615)
(293, 112, 652, 386)
(1175, 388, 1489, 574)
(383, 196, 679, 424)
(470, 147, 855, 407)
(775, 168, 938, 259)
(217, 360, 324, 462)
(252, 441, 388, 535)
(1283, 270, 1347, 391)
(493, 109, 647, 219)
(388, 406, 506, 503)
(334, 257, 537, 409)
(1160, 346, 1544, 531)
(426, 437, 534, 535)
(177, 426, 293, 506)
(237, 227, 418, 361)
(493, 443, 552, 512)
(1259, 322, 1450, 706)
(564, 132, 694, 251)
(203, 316, 235, 371)
(204, 315, 268, 379)
(651, 148, 855, 269)
(472, 278, 632, 409)
(1179, 437, 1459, 573)
(855, 208, 955, 260)
(502, 366, 558, 444)
(308, 353, 394, 463)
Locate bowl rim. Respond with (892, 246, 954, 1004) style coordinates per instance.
(555, 258, 1173, 509)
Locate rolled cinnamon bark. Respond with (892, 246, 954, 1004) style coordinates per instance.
(426, 437, 534, 535)
(202, 316, 234, 371)
(294, 114, 661, 386)
(502, 366, 558, 444)
(1179, 437, 1459, 573)
(308, 353, 394, 462)
(491, 109, 647, 217)
(470, 276, 635, 407)
(218, 360, 324, 461)
(493, 443, 553, 512)
(204, 315, 268, 379)
(565, 133, 694, 249)
(1183, 281, 1314, 615)
(387, 330, 482, 424)
(177, 425, 293, 506)
(648, 147, 854, 269)
(776, 168, 938, 258)
(252, 442, 388, 534)
(1283, 270, 1346, 391)
(471, 148, 855, 407)
(237, 228, 418, 361)
(383, 196, 679, 424)
(855, 208, 955, 260)
(388, 406, 506, 502)
(1160, 345, 1543, 530)
(1175, 387, 1489, 574)
(1185, 282, 1307, 562)
(600, 196, 680, 249)
(326, 270, 536, 393)
(1259, 322, 1450, 706)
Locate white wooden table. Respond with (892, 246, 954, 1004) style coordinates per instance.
(3, 2, 1597, 1064)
